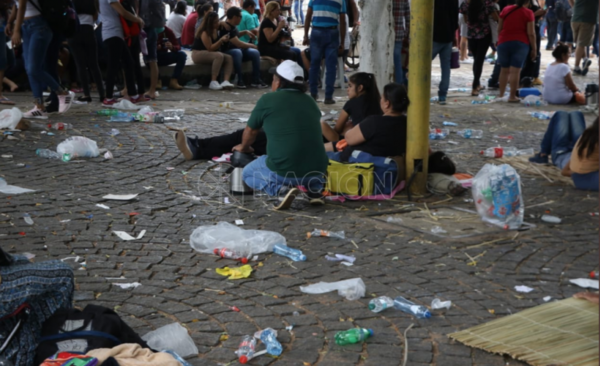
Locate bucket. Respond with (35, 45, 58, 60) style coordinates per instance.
(451, 47, 460, 69)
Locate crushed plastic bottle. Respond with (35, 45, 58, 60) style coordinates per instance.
(334, 328, 373, 345)
(273, 244, 306, 261)
(108, 112, 144, 122)
(255, 328, 282, 356)
(368, 296, 394, 313)
(108, 128, 120, 136)
(448, 88, 469, 92)
(589, 271, 599, 279)
(235, 335, 256, 364)
(430, 226, 447, 234)
(429, 128, 449, 140)
(48, 122, 73, 130)
(162, 109, 185, 121)
(442, 121, 458, 126)
(529, 111, 551, 120)
(430, 96, 439, 102)
(36, 149, 71, 162)
(213, 248, 250, 264)
(431, 298, 452, 310)
(481, 147, 533, 158)
(307, 230, 345, 239)
(393, 296, 431, 319)
(471, 100, 489, 105)
(23, 213, 33, 225)
(95, 109, 121, 116)
(457, 129, 483, 139)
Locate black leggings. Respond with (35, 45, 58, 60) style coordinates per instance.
(195, 129, 268, 159)
(468, 34, 491, 89)
(128, 37, 146, 96)
(259, 45, 297, 62)
(68, 25, 105, 100)
(104, 37, 138, 98)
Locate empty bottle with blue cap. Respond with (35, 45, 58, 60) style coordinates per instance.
(256, 328, 282, 356)
(273, 244, 306, 261)
(369, 296, 394, 313)
(394, 296, 431, 319)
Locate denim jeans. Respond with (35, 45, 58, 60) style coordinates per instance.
(546, 19, 559, 49)
(157, 50, 188, 79)
(293, 0, 304, 24)
(432, 41, 452, 99)
(572, 171, 599, 191)
(540, 111, 585, 164)
(242, 155, 325, 196)
(393, 41, 405, 85)
(21, 16, 61, 104)
(309, 27, 339, 99)
(228, 47, 262, 85)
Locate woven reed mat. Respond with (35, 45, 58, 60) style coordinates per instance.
(449, 298, 599, 366)
(493, 155, 575, 186)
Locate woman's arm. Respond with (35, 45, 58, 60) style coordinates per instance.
(262, 20, 284, 43)
(11, 0, 27, 47)
(526, 21, 536, 60)
(490, 10, 499, 22)
(110, 1, 144, 26)
(202, 31, 225, 51)
(334, 110, 350, 134)
(344, 124, 366, 146)
(564, 72, 580, 93)
(497, 17, 504, 34)
(5, 4, 16, 37)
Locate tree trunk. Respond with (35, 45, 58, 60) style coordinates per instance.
(358, 0, 394, 91)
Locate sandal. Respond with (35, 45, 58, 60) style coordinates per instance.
(0, 96, 15, 105)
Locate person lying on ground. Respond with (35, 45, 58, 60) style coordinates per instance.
(530, 112, 598, 191)
(321, 72, 383, 143)
(543, 43, 586, 105)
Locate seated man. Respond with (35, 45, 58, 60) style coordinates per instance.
(156, 26, 188, 90)
(238, 0, 260, 45)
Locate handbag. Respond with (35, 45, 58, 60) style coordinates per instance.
(119, 0, 140, 46)
(326, 160, 374, 197)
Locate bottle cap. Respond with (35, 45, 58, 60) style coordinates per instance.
(213, 248, 219, 255)
(368, 303, 375, 310)
(239, 356, 248, 364)
(368, 329, 374, 337)
(241, 257, 248, 264)
(299, 254, 307, 261)
(424, 311, 432, 319)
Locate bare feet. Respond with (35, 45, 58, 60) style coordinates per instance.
(573, 292, 600, 304)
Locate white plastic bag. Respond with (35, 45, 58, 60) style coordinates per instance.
(109, 99, 141, 110)
(57, 136, 100, 158)
(472, 164, 524, 229)
(300, 278, 366, 301)
(189, 221, 285, 255)
(142, 323, 198, 357)
(0, 177, 35, 194)
(520, 94, 547, 107)
(0, 107, 22, 129)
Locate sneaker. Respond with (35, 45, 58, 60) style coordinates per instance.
(532, 77, 543, 86)
(221, 80, 235, 90)
(184, 80, 202, 90)
(75, 96, 92, 104)
(251, 80, 269, 88)
(274, 187, 300, 210)
(130, 95, 145, 104)
(487, 83, 499, 90)
(102, 98, 117, 106)
(573, 68, 583, 75)
(581, 58, 593, 76)
(529, 153, 549, 164)
(209, 81, 223, 90)
(306, 191, 324, 206)
(236, 83, 247, 89)
(438, 98, 447, 105)
(23, 106, 48, 119)
(311, 94, 319, 102)
(324, 98, 336, 105)
(58, 91, 74, 113)
(174, 131, 199, 161)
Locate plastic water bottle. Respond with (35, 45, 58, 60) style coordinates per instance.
(235, 335, 256, 364)
(457, 129, 483, 139)
(471, 100, 488, 105)
(368, 296, 394, 313)
(481, 147, 505, 158)
(530, 112, 550, 120)
(393, 296, 431, 319)
(257, 328, 282, 356)
(442, 121, 458, 126)
(273, 244, 306, 261)
(108, 112, 135, 122)
(48, 122, 73, 130)
(36, 149, 71, 161)
(162, 109, 185, 121)
(213, 248, 250, 264)
(23, 213, 33, 225)
(429, 128, 449, 140)
(334, 328, 373, 345)
(430, 96, 439, 102)
(96, 109, 121, 116)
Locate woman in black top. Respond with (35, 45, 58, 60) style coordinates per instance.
(258, 1, 301, 63)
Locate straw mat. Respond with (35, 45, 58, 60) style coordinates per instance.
(449, 298, 599, 366)
(495, 155, 574, 186)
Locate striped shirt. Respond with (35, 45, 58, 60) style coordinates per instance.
(393, 0, 410, 42)
(308, 0, 347, 28)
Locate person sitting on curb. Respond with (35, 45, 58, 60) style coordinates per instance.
(156, 26, 188, 90)
(238, 0, 261, 45)
(543, 43, 586, 105)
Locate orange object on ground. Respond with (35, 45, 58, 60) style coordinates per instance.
(454, 173, 473, 180)
(336, 139, 348, 151)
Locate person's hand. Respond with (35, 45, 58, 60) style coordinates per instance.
(338, 45, 344, 55)
(11, 30, 21, 48)
(4, 24, 12, 37)
(136, 17, 145, 28)
(165, 41, 173, 50)
(250, 43, 257, 49)
(232, 144, 254, 153)
(530, 49, 537, 61)
(277, 20, 285, 29)
(303, 35, 309, 46)
(248, 32, 256, 40)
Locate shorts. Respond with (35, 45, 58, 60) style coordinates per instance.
(497, 40, 529, 68)
(143, 27, 158, 62)
(571, 22, 596, 47)
(459, 14, 468, 38)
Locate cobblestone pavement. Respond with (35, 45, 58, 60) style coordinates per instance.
(0, 48, 598, 366)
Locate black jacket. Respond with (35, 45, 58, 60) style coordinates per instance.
(433, 0, 459, 43)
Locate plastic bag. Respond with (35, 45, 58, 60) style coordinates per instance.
(142, 323, 198, 358)
(472, 164, 524, 229)
(109, 99, 140, 110)
(0, 107, 22, 129)
(189, 221, 285, 255)
(57, 136, 100, 158)
(520, 94, 547, 107)
(300, 278, 366, 301)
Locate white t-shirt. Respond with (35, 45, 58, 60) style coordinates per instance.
(78, 14, 95, 26)
(99, 0, 124, 41)
(543, 63, 573, 105)
(166, 12, 186, 38)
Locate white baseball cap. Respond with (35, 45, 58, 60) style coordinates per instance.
(269, 60, 304, 84)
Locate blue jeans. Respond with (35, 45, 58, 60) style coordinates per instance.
(572, 171, 599, 191)
(156, 50, 187, 79)
(432, 41, 452, 99)
(293, 0, 304, 24)
(226, 48, 261, 85)
(21, 16, 61, 104)
(540, 111, 585, 164)
(547, 19, 559, 49)
(393, 40, 405, 85)
(242, 155, 325, 196)
(309, 27, 339, 99)
(497, 40, 529, 68)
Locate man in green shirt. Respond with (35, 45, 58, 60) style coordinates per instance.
(569, 0, 599, 75)
(238, 0, 260, 44)
(235, 60, 328, 207)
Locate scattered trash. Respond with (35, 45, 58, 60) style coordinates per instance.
(102, 194, 138, 200)
(325, 254, 356, 263)
(96, 204, 110, 209)
(1, 154, 12, 158)
(481, 147, 534, 158)
(430, 96, 439, 102)
(306, 230, 345, 239)
(300, 278, 366, 301)
(162, 109, 185, 121)
(0, 107, 22, 130)
(369, 296, 394, 313)
(254, 328, 282, 356)
(543, 296, 552, 302)
(273, 244, 306, 261)
(107, 112, 142, 122)
(431, 298, 452, 310)
(109, 99, 141, 110)
(220, 102, 233, 108)
(442, 121, 458, 126)
(229, 306, 240, 312)
(48, 122, 73, 130)
(515, 285, 534, 293)
(393, 296, 432, 319)
(108, 128, 120, 136)
(60, 219, 71, 223)
(528, 111, 552, 120)
(216, 264, 253, 279)
(590, 271, 598, 279)
(224, 197, 230, 204)
(472, 164, 524, 230)
(429, 128, 449, 140)
(104, 151, 113, 160)
(57, 136, 100, 158)
(36, 148, 71, 161)
(23, 213, 33, 225)
(142, 323, 199, 358)
(235, 335, 256, 364)
(334, 328, 373, 345)
(448, 88, 469, 92)
(541, 214, 561, 224)
(113, 230, 146, 241)
(521, 95, 547, 107)
(113, 282, 141, 289)
(214, 248, 250, 264)
(457, 129, 483, 139)
(190, 222, 285, 255)
(0, 178, 35, 194)
(235, 219, 244, 225)
(471, 100, 489, 105)
(430, 226, 447, 234)
(569, 278, 599, 289)
(386, 217, 402, 223)
(494, 135, 514, 140)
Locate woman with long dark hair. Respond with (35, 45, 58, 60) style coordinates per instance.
(459, 0, 499, 96)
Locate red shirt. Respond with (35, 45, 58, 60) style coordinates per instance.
(181, 12, 199, 46)
(498, 5, 535, 46)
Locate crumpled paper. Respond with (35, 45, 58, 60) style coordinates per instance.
(569, 278, 599, 289)
(215, 264, 253, 279)
(325, 254, 356, 263)
(515, 285, 534, 293)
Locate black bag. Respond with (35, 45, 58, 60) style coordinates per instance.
(72, 0, 97, 15)
(0, 246, 14, 266)
(28, 0, 78, 36)
(555, 0, 572, 22)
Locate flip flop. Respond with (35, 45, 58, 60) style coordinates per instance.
(274, 188, 300, 210)
(0, 97, 15, 105)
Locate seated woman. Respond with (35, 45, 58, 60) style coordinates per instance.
(543, 43, 585, 105)
(321, 72, 383, 142)
(258, 2, 302, 65)
(325, 83, 409, 162)
(530, 112, 598, 191)
(156, 26, 188, 90)
(191, 12, 235, 91)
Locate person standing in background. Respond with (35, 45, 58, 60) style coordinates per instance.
(141, 0, 166, 99)
(392, 0, 410, 85)
(569, 0, 599, 76)
(166, 0, 187, 41)
(432, 0, 458, 105)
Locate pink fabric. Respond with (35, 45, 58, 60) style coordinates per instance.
(325, 181, 406, 202)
